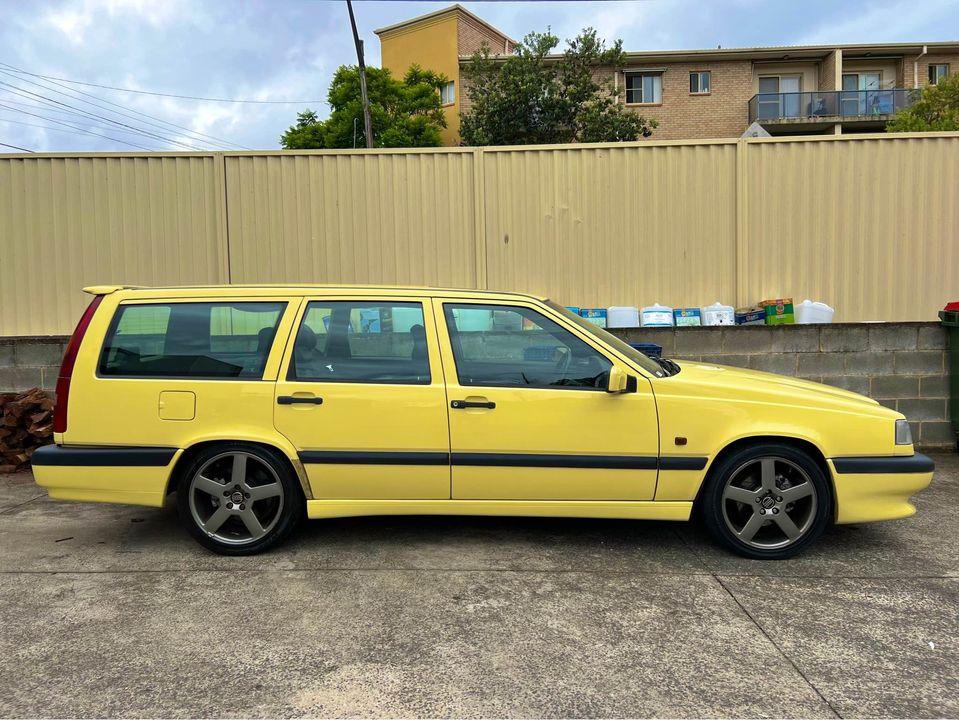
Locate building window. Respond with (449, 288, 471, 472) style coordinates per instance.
(625, 72, 662, 104)
(689, 71, 711, 94)
(439, 81, 455, 105)
(929, 64, 950, 85)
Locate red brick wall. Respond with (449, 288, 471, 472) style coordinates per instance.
(457, 15, 512, 56)
(819, 51, 838, 91)
(907, 52, 958, 88)
(456, 15, 514, 125)
(616, 60, 755, 140)
(461, 59, 756, 141)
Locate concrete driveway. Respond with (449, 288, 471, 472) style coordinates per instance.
(1, 455, 956, 719)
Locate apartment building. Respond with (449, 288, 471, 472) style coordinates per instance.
(375, 4, 958, 144)
(375, 5, 515, 144)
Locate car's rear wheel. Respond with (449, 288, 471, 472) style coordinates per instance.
(702, 443, 831, 559)
(176, 444, 303, 555)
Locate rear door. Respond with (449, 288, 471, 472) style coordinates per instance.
(273, 296, 451, 500)
(71, 296, 297, 449)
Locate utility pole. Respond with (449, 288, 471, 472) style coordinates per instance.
(346, 0, 373, 148)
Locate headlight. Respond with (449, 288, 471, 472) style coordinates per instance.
(895, 419, 913, 445)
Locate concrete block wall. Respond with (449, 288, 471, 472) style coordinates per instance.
(611, 322, 954, 449)
(0, 337, 67, 393)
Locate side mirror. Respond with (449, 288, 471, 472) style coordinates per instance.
(606, 366, 637, 394)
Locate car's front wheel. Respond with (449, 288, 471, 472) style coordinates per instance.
(176, 443, 304, 555)
(702, 443, 832, 559)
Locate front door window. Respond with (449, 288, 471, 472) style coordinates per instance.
(443, 303, 612, 390)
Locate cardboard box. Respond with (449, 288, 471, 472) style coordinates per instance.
(580, 308, 608, 328)
(673, 308, 702, 327)
(735, 306, 766, 325)
(760, 298, 795, 325)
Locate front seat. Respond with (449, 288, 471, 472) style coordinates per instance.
(291, 324, 318, 377)
(409, 324, 428, 363)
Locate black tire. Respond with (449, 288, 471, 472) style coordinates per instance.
(176, 443, 304, 555)
(701, 443, 832, 560)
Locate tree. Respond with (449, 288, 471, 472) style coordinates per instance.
(460, 28, 656, 146)
(887, 73, 959, 132)
(280, 65, 448, 149)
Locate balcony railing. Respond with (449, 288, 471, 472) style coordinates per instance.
(748, 89, 918, 124)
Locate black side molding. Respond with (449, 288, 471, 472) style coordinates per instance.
(832, 453, 935, 474)
(451, 453, 659, 470)
(299, 451, 449, 466)
(297, 450, 709, 471)
(31, 445, 177, 467)
(659, 456, 709, 471)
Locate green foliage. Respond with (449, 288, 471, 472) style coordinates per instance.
(887, 73, 959, 132)
(280, 65, 448, 149)
(460, 28, 656, 146)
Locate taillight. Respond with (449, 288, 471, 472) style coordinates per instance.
(53, 295, 103, 434)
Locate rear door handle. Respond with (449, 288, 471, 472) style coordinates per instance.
(450, 400, 495, 409)
(277, 395, 323, 405)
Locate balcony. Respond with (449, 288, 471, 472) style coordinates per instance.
(748, 89, 918, 125)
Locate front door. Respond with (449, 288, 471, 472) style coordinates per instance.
(842, 72, 881, 115)
(274, 296, 451, 500)
(433, 299, 659, 501)
(758, 75, 802, 119)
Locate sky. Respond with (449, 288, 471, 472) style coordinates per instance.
(1, 0, 957, 153)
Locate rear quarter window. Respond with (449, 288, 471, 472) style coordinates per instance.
(99, 301, 286, 379)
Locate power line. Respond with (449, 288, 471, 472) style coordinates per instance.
(0, 105, 160, 150)
(0, 63, 250, 150)
(1, 64, 325, 104)
(0, 97, 184, 141)
(0, 115, 159, 150)
(0, 76, 213, 151)
(0, 104, 163, 149)
(0, 140, 33, 152)
(0, 79, 210, 151)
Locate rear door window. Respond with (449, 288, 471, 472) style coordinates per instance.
(289, 301, 430, 384)
(99, 301, 286, 379)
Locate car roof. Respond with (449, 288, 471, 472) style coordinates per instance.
(83, 284, 549, 302)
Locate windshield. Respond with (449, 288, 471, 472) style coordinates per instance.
(546, 300, 665, 377)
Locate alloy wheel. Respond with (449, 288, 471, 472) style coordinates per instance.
(721, 456, 818, 550)
(187, 451, 285, 546)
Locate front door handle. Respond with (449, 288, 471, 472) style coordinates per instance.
(450, 399, 495, 410)
(277, 395, 323, 405)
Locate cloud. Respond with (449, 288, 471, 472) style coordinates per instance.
(2, 0, 957, 152)
(43, 0, 188, 44)
(797, 0, 958, 44)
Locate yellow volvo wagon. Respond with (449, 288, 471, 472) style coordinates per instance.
(33, 285, 933, 559)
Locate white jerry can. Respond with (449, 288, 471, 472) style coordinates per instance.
(641, 303, 675, 327)
(702, 302, 736, 326)
(795, 300, 835, 324)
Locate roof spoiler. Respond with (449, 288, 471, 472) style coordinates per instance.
(82, 285, 142, 295)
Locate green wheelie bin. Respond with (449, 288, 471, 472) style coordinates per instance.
(939, 302, 959, 446)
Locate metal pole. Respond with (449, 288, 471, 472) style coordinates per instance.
(346, 0, 373, 148)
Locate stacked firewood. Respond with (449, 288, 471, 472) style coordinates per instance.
(0, 388, 54, 472)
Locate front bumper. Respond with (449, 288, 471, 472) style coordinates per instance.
(829, 453, 934, 524)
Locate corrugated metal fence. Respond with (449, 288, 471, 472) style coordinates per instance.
(2, 132, 958, 335)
